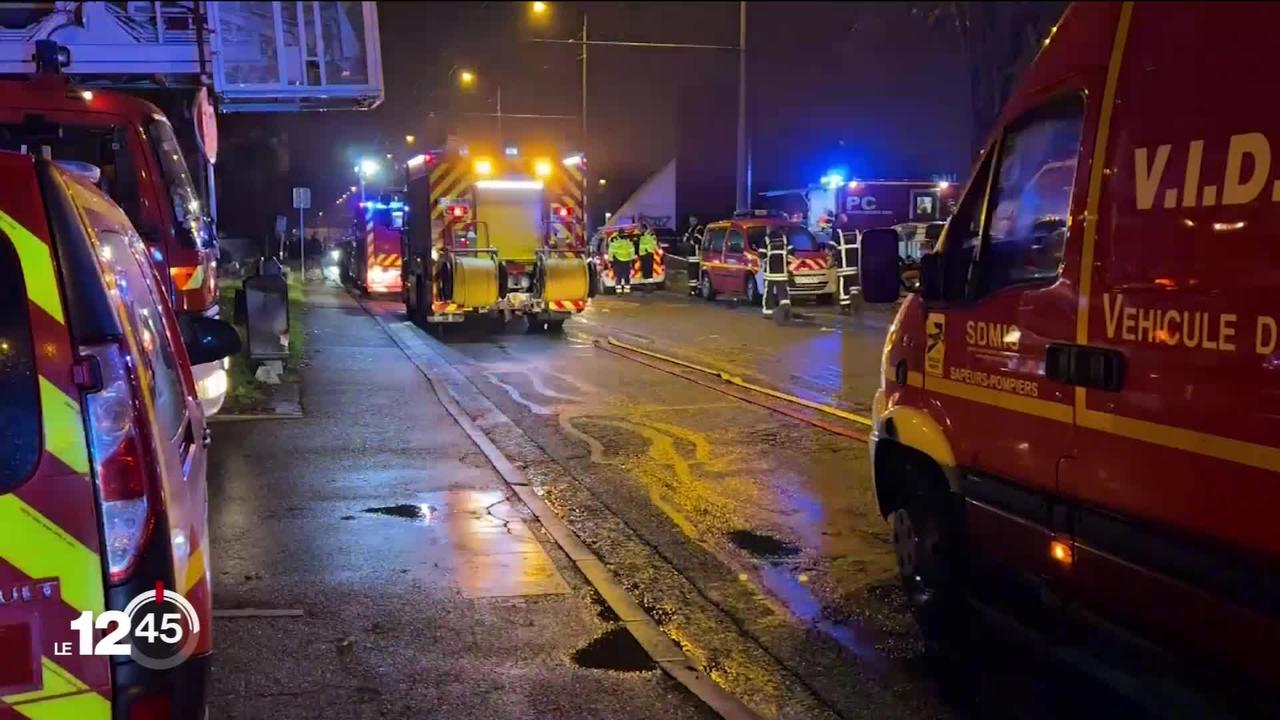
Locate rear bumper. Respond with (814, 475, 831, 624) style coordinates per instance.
(112, 652, 209, 720)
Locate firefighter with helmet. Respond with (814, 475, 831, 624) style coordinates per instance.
(607, 231, 636, 293)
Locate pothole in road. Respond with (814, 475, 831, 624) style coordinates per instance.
(362, 504, 436, 521)
(728, 529, 800, 559)
(571, 627, 655, 672)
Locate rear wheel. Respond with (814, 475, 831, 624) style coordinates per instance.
(744, 274, 762, 307)
(546, 318, 566, 333)
(699, 272, 717, 301)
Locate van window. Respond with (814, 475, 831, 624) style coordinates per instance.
(704, 227, 726, 254)
(0, 124, 139, 219)
(726, 229, 745, 254)
(938, 150, 995, 302)
(0, 234, 40, 493)
(94, 227, 187, 441)
(982, 97, 1084, 292)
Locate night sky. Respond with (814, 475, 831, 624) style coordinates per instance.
(216, 2, 981, 239)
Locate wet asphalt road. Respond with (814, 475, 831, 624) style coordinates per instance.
(206, 283, 1153, 719)
(205, 286, 714, 719)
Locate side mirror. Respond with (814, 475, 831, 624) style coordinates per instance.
(859, 228, 902, 303)
(181, 315, 241, 366)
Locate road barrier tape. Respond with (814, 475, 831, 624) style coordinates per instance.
(604, 337, 873, 428)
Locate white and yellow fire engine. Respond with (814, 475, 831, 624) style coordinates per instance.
(401, 150, 593, 331)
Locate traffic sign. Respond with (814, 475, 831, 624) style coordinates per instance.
(292, 187, 311, 209)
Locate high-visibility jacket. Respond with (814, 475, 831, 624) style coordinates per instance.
(638, 232, 659, 256)
(608, 236, 636, 262)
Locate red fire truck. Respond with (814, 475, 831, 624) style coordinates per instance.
(347, 190, 405, 295)
(834, 179, 961, 233)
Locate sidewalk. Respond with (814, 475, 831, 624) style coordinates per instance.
(205, 283, 713, 719)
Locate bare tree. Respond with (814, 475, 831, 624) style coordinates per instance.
(911, 3, 1066, 155)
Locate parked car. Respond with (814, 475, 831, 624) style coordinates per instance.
(861, 2, 1280, 709)
(0, 150, 238, 717)
(696, 211, 835, 306)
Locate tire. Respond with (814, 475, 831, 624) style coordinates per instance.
(546, 319, 566, 333)
(744, 274, 761, 307)
(699, 272, 717, 301)
(414, 283, 429, 327)
(655, 279, 667, 290)
(890, 477, 967, 654)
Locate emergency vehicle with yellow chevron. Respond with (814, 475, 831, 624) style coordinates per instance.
(401, 149, 593, 331)
(0, 150, 239, 718)
(348, 190, 406, 295)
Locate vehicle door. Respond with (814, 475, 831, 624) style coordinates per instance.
(71, 178, 212, 652)
(720, 226, 748, 295)
(0, 155, 112, 713)
(701, 224, 727, 287)
(925, 94, 1086, 590)
(1060, 3, 1280, 682)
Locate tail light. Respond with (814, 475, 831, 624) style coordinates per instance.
(556, 206, 572, 220)
(81, 343, 153, 583)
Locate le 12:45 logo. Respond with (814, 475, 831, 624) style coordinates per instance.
(60, 582, 202, 670)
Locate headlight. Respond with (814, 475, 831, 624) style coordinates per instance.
(330, 249, 341, 261)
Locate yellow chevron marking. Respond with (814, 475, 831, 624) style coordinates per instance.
(0, 495, 103, 614)
(38, 377, 89, 475)
(1, 209, 64, 324)
(2, 657, 109, 719)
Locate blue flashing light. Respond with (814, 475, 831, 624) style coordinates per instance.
(819, 169, 849, 189)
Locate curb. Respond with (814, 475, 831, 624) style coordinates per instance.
(369, 310, 763, 720)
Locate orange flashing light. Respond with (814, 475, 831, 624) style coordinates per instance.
(1049, 539, 1073, 566)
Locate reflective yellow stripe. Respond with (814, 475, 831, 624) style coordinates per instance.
(0, 209, 64, 324)
(925, 376, 1073, 424)
(182, 542, 205, 593)
(38, 377, 89, 475)
(3, 658, 109, 720)
(0, 496, 104, 615)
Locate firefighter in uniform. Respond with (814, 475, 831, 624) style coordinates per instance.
(608, 231, 635, 293)
(638, 224, 659, 291)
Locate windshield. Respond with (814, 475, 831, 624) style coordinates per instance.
(147, 117, 208, 249)
(746, 225, 819, 251)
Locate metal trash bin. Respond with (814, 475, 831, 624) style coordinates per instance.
(243, 274, 290, 361)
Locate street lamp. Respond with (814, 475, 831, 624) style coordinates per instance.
(597, 178, 606, 187)
(453, 68, 503, 141)
(405, 134, 416, 145)
(356, 158, 381, 201)
(526, 3, 748, 209)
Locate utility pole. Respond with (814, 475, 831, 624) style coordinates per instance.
(735, 0, 749, 210)
(496, 85, 503, 141)
(581, 13, 588, 153)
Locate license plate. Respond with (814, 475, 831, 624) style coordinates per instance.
(794, 275, 824, 284)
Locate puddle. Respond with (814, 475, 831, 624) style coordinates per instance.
(571, 627, 655, 672)
(758, 564, 890, 673)
(361, 504, 437, 521)
(727, 530, 800, 558)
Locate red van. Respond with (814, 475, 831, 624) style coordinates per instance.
(861, 2, 1280, 707)
(696, 213, 835, 306)
(0, 151, 237, 717)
